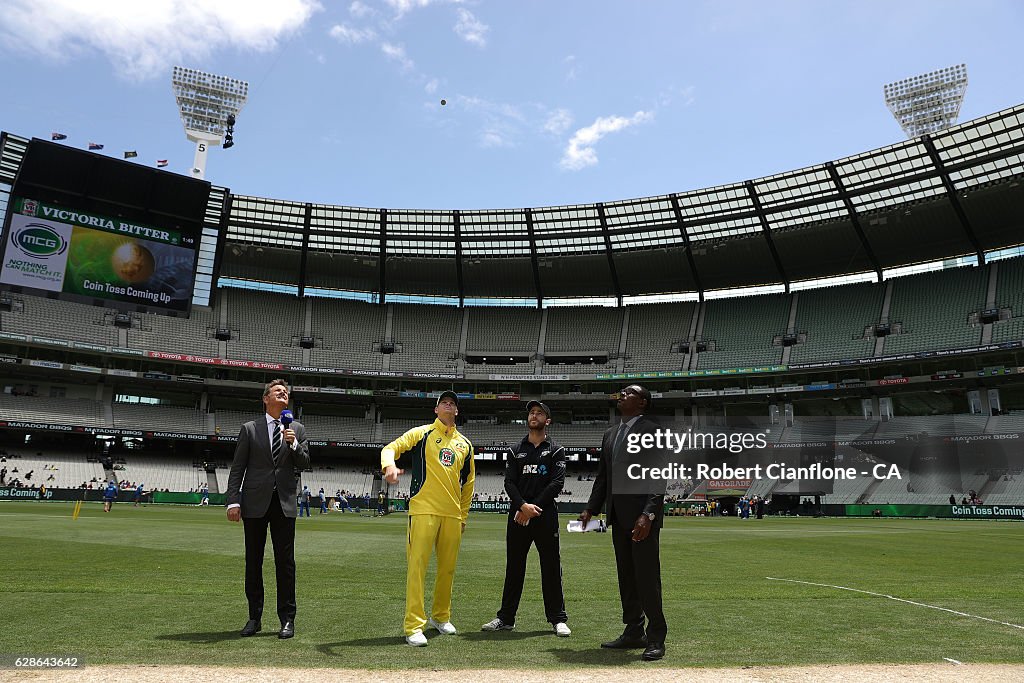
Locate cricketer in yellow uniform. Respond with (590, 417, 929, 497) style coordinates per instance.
(382, 391, 475, 643)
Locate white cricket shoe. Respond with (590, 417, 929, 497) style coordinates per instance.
(553, 622, 571, 637)
(405, 630, 427, 647)
(429, 618, 457, 635)
(481, 618, 515, 631)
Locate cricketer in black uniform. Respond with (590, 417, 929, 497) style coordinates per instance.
(483, 400, 569, 635)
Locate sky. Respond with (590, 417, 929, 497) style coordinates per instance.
(1, 0, 1023, 211)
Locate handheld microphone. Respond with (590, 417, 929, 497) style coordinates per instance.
(280, 409, 294, 429)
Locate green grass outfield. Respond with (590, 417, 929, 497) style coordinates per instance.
(1, 501, 1022, 670)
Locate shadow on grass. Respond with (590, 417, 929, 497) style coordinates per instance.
(459, 630, 554, 642)
(543, 646, 647, 666)
(156, 630, 267, 644)
(317, 635, 422, 655)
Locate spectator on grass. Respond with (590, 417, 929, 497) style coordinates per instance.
(103, 481, 118, 512)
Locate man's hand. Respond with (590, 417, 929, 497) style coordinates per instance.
(226, 507, 241, 523)
(520, 503, 542, 520)
(461, 522, 466, 534)
(283, 428, 296, 444)
(513, 510, 529, 526)
(383, 465, 403, 484)
(578, 509, 592, 525)
(631, 514, 651, 542)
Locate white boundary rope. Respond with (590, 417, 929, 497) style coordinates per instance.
(767, 577, 1024, 631)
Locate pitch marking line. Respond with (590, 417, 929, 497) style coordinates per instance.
(766, 577, 1024, 632)
(944, 658, 963, 665)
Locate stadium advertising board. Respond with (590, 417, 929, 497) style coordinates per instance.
(845, 504, 1024, 519)
(471, 500, 512, 513)
(1, 198, 196, 314)
(0, 487, 55, 501)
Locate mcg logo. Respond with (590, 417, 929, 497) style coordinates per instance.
(11, 224, 66, 258)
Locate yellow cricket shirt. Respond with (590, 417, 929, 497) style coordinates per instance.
(381, 418, 475, 520)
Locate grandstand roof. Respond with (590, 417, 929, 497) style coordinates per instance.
(4, 103, 1024, 303)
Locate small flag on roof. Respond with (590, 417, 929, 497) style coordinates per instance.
(156, 159, 169, 168)
(88, 142, 104, 150)
(51, 132, 67, 141)
(124, 151, 138, 159)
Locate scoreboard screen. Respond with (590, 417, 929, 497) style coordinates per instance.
(0, 138, 209, 317)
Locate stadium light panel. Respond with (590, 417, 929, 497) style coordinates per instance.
(171, 66, 249, 180)
(884, 65, 968, 139)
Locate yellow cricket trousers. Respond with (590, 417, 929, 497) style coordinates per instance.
(405, 513, 463, 635)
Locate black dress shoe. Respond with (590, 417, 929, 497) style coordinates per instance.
(601, 633, 648, 649)
(240, 619, 261, 637)
(278, 621, 294, 639)
(642, 641, 665, 661)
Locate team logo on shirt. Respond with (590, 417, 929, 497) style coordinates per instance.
(539, 464, 548, 475)
(439, 447, 456, 467)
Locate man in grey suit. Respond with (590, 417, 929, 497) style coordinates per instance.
(226, 379, 310, 639)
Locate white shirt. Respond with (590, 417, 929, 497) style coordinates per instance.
(266, 413, 299, 452)
(614, 414, 642, 442)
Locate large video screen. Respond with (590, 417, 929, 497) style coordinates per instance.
(2, 198, 196, 313)
(0, 138, 209, 317)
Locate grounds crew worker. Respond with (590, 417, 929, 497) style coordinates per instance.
(382, 390, 475, 647)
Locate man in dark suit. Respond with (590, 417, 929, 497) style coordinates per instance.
(580, 384, 667, 661)
(226, 379, 310, 639)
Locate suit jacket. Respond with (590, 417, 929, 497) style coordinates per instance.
(226, 418, 310, 518)
(586, 415, 665, 531)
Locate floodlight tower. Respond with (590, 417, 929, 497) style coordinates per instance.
(171, 66, 249, 180)
(884, 64, 968, 139)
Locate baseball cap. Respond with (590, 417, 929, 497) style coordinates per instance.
(436, 390, 459, 407)
(526, 400, 551, 418)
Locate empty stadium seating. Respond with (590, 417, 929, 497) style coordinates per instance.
(697, 294, 789, 369)
(0, 394, 106, 427)
(112, 402, 207, 433)
(788, 284, 882, 364)
(0, 295, 119, 347)
(982, 474, 1024, 504)
(993, 257, 1024, 343)
(466, 306, 541, 354)
(117, 455, 208, 492)
(883, 266, 986, 354)
(128, 305, 219, 357)
(222, 288, 304, 364)
(308, 298, 386, 370)
(544, 306, 623, 362)
(624, 303, 694, 371)
(296, 414, 375, 442)
(389, 303, 461, 373)
(4, 257, 1024, 375)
